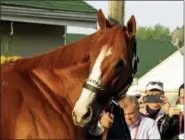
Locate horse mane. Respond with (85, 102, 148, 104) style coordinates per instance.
(14, 32, 100, 71)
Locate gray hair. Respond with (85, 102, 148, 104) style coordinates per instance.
(120, 95, 140, 109)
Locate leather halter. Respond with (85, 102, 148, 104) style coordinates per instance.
(83, 79, 104, 94)
(83, 36, 139, 103)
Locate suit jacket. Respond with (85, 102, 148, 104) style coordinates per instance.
(86, 103, 131, 140)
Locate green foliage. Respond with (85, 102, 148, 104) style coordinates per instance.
(136, 24, 171, 40)
(1, 55, 22, 64)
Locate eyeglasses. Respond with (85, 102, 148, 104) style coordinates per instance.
(147, 81, 163, 88)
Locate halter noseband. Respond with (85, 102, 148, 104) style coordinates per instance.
(83, 79, 105, 94)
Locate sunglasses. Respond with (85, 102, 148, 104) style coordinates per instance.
(147, 81, 163, 88)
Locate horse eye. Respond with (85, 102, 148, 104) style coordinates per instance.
(114, 60, 123, 68)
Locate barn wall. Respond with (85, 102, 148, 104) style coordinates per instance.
(1, 21, 65, 57)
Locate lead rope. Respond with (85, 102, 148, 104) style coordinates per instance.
(133, 115, 141, 139)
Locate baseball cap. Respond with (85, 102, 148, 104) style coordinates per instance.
(146, 81, 164, 91)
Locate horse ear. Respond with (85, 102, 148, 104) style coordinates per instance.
(126, 15, 136, 39)
(97, 9, 111, 30)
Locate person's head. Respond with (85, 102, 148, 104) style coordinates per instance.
(120, 95, 140, 126)
(178, 84, 184, 105)
(145, 81, 164, 110)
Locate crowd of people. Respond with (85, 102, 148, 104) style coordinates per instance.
(86, 81, 184, 140)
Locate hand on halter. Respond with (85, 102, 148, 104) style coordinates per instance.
(100, 112, 114, 129)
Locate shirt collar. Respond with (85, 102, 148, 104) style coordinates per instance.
(144, 105, 165, 116)
(129, 113, 142, 129)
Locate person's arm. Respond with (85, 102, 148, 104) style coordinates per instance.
(159, 115, 174, 133)
(88, 121, 105, 136)
(160, 105, 181, 134)
(148, 122, 161, 139)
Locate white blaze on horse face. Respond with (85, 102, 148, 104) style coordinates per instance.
(89, 46, 112, 83)
(73, 45, 112, 126)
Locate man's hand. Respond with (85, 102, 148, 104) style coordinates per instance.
(100, 113, 113, 129)
(138, 94, 147, 104)
(138, 95, 148, 109)
(168, 105, 182, 118)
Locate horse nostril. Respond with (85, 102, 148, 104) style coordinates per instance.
(83, 108, 91, 119)
(72, 111, 75, 117)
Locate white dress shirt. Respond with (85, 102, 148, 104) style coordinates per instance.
(129, 114, 161, 139)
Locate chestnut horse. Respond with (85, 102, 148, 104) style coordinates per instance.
(1, 9, 137, 139)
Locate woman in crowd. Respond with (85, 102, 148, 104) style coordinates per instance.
(161, 83, 184, 139)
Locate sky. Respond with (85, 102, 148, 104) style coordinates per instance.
(67, 1, 184, 35)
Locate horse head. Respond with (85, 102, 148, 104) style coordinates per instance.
(72, 9, 138, 127)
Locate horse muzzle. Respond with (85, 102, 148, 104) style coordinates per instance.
(72, 106, 93, 127)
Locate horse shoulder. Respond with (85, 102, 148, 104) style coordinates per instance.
(1, 63, 84, 139)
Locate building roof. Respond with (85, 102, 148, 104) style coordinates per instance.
(1, 1, 98, 28)
(138, 49, 183, 91)
(136, 39, 176, 78)
(1, 1, 96, 13)
(66, 33, 177, 78)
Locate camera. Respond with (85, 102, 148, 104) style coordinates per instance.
(143, 95, 162, 103)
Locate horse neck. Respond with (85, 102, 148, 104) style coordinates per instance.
(27, 60, 89, 138)
(14, 31, 101, 113)
(63, 61, 90, 107)
(30, 60, 90, 117)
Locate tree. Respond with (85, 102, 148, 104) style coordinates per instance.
(153, 24, 170, 40)
(136, 24, 171, 40)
